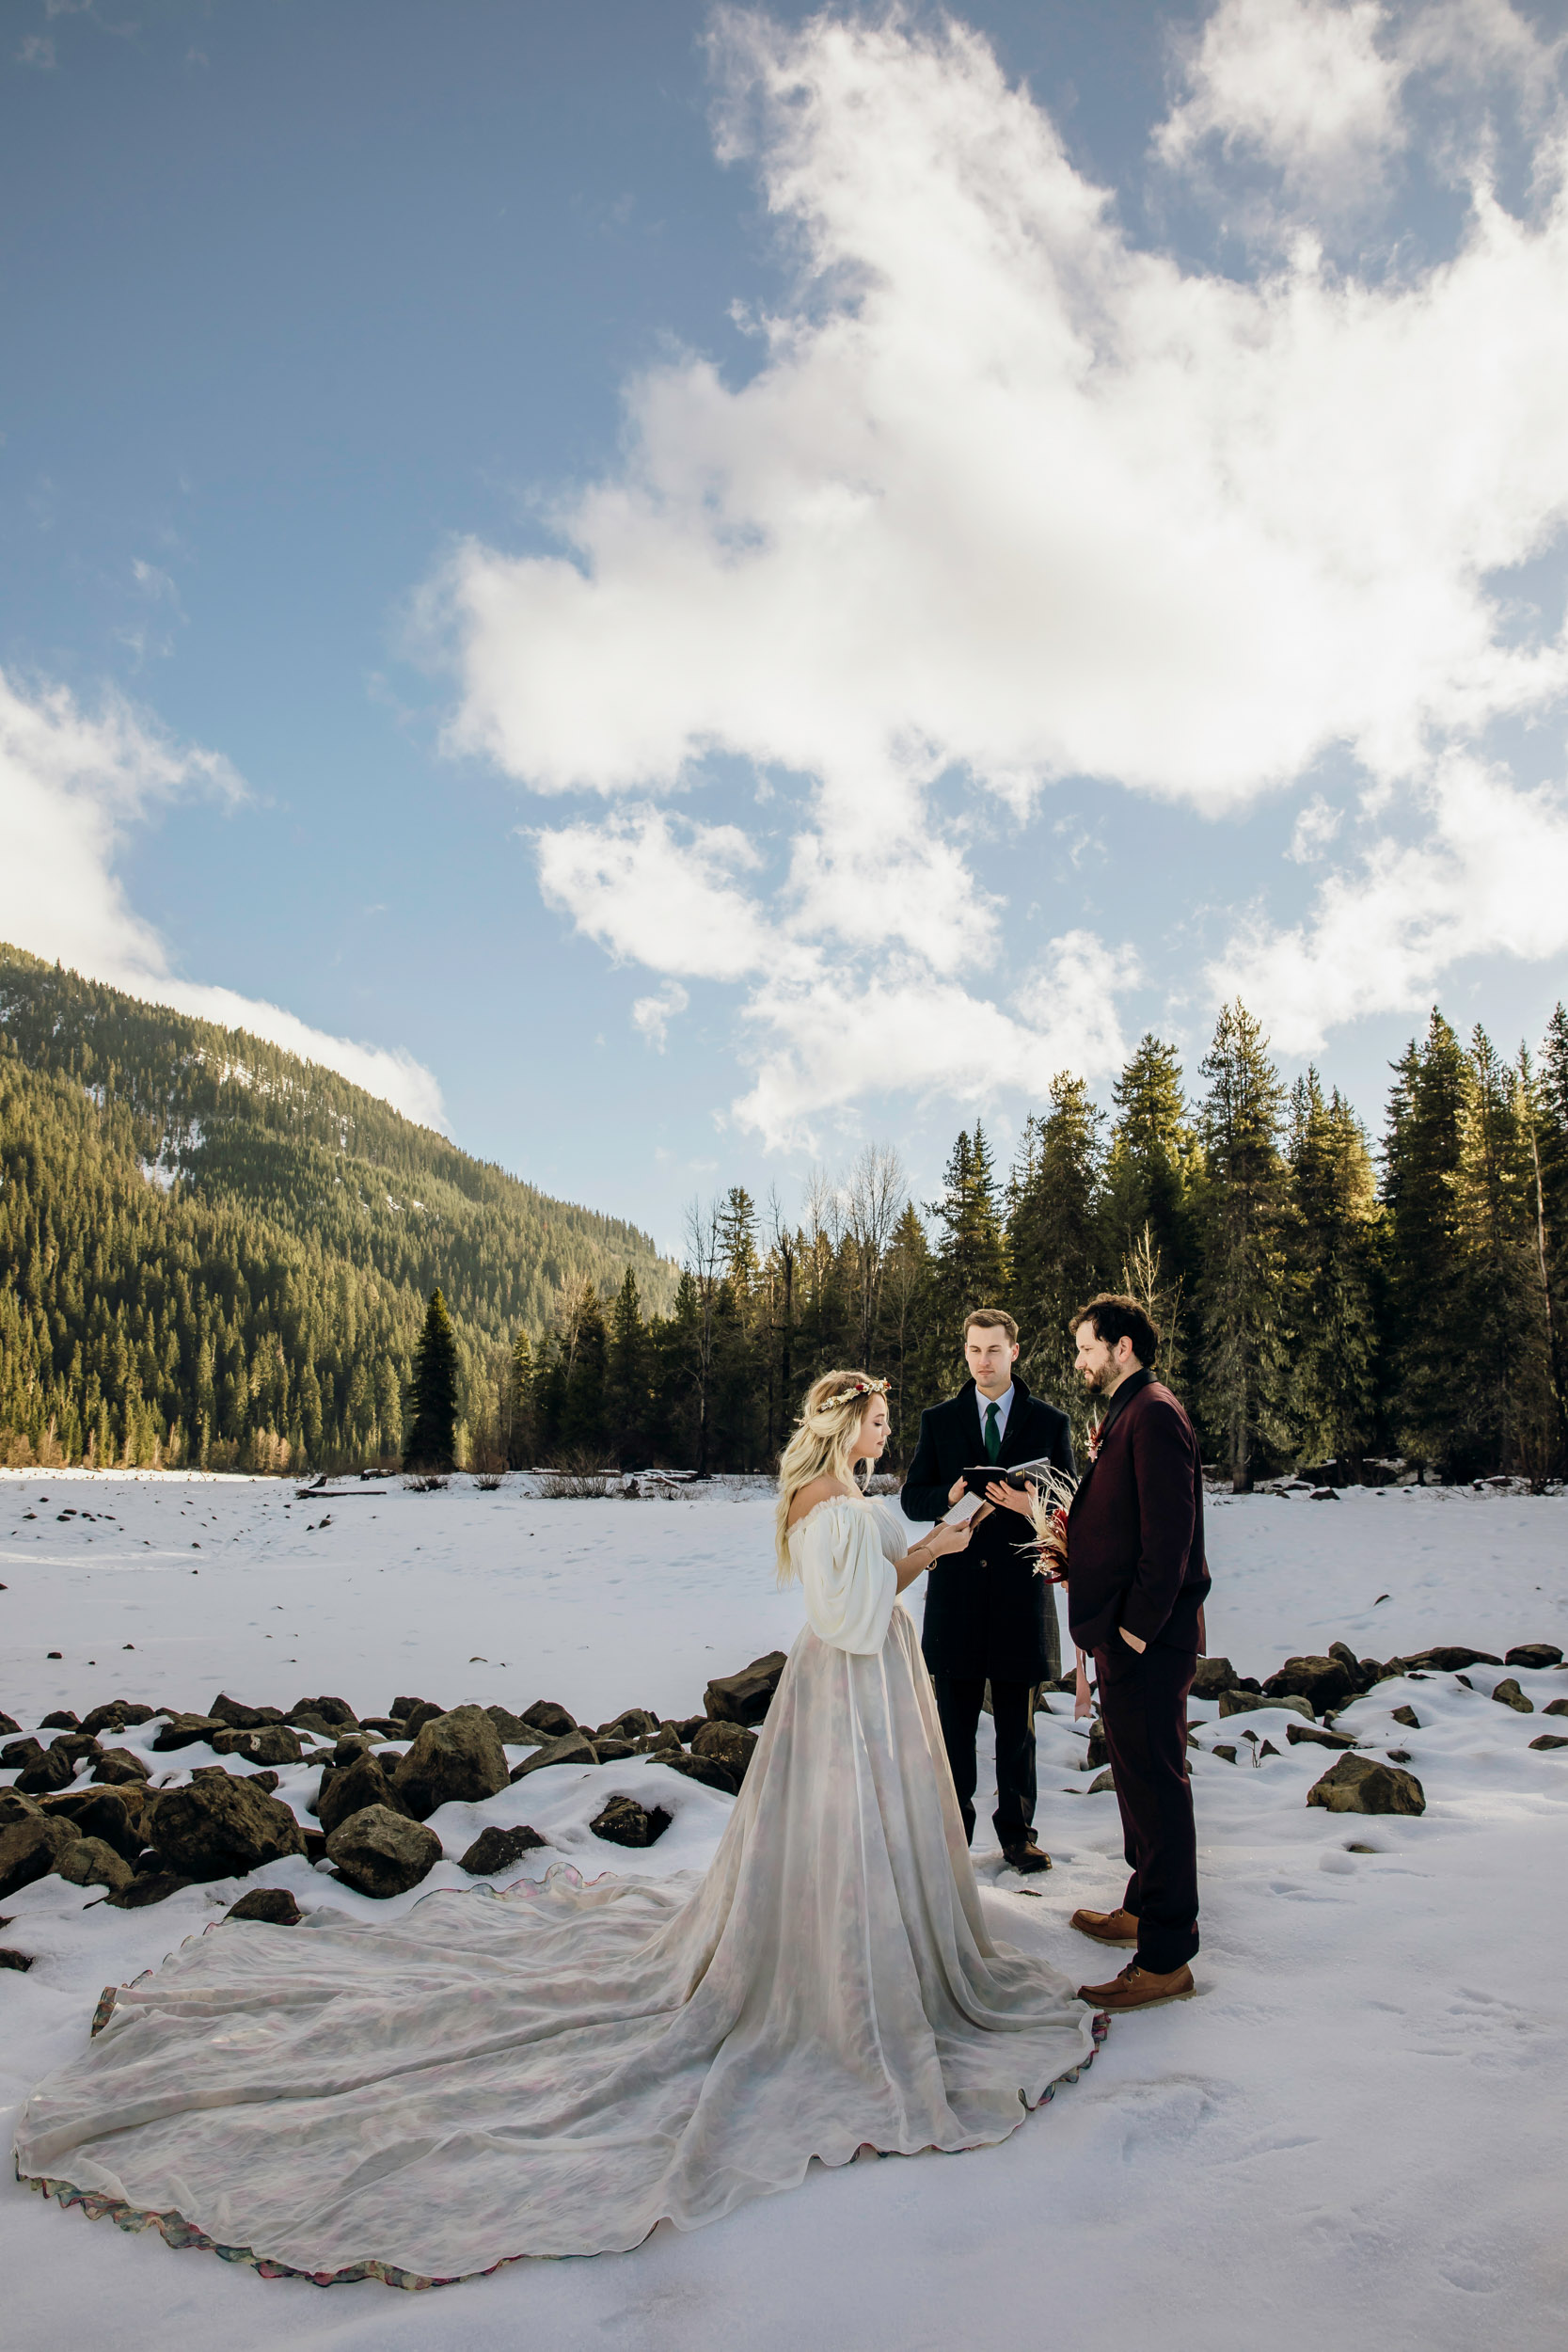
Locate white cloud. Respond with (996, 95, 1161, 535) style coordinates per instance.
(0, 668, 447, 1127)
(1210, 755, 1568, 1050)
(1287, 794, 1345, 861)
(426, 5, 1568, 1128)
(631, 980, 690, 1050)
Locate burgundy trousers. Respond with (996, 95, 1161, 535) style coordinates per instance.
(1093, 1638, 1200, 1975)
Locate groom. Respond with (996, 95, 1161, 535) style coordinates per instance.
(901, 1309, 1075, 1873)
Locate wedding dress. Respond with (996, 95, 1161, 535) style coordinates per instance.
(15, 1494, 1101, 2288)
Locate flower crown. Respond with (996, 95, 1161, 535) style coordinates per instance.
(820, 1375, 889, 1409)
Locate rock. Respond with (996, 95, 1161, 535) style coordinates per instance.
(1490, 1677, 1533, 1712)
(2, 1736, 46, 1772)
(520, 1699, 578, 1739)
(1544, 1698, 1568, 1719)
(1308, 1488, 1339, 1501)
(151, 1712, 227, 1753)
(225, 1887, 304, 1924)
(1389, 1646, 1501, 1675)
(18, 1735, 99, 1794)
(1286, 1722, 1358, 1752)
(328, 1732, 384, 1764)
(592, 1737, 636, 1761)
(316, 1750, 410, 1837)
(103, 1872, 195, 1907)
(1218, 1689, 1314, 1721)
(0, 1711, 20, 1736)
(704, 1651, 787, 1726)
(0, 1947, 32, 1970)
(149, 1775, 307, 1880)
(287, 1710, 341, 1740)
(209, 1693, 288, 1731)
(91, 1745, 151, 1786)
(40, 1708, 80, 1729)
(510, 1730, 599, 1779)
(1307, 1754, 1425, 1817)
(0, 1788, 42, 1828)
(1528, 1733, 1568, 1751)
(0, 1814, 81, 1899)
(1263, 1655, 1357, 1713)
(594, 1708, 660, 1742)
(458, 1823, 548, 1875)
(390, 1705, 510, 1820)
(357, 1716, 407, 1737)
(325, 1804, 441, 1898)
(79, 1701, 156, 1738)
(1390, 1704, 1420, 1728)
(644, 1723, 683, 1756)
(55, 1837, 134, 1894)
(40, 1788, 143, 1861)
(689, 1720, 758, 1781)
(1258, 1739, 1282, 1759)
(1190, 1657, 1238, 1701)
(1212, 1743, 1238, 1763)
(663, 1752, 736, 1795)
(590, 1795, 672, 1847)
(484, 1706, 546, 1745)
(1505, 1644, 1563, 1670)
(212, 1724, 305, 1767)
(390, 1696, 445, 1736)
(291, 1693, 358, 1728)
(672, 1714, 707, 1741)
(1086, 1769, 1117, 1794)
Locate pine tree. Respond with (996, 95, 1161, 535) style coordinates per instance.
(607, 1268, 650, 1465)
(879, 1201, 938, 1458)
(1007, 1076, 1106, 1423)
(1514, 1043, 1565, 1484)
(1457, 1027, 1540, 1476)
(1104, 1034, 1196, 1390)
(1196, 1003, 1291, 1490)
(1385, 1010, 1473, 1476)
(503, 1328, 535, 1470)
(557, 1279, 610, 1462)
(928, 1125, 1008, 1365)
(404, 1288, 459, 1470)
(1287, 1073, 1381, 1472)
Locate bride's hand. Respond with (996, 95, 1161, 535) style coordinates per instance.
(925, 1520, 974, 1557)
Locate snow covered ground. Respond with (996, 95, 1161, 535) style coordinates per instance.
(3, 1470, 1566, 2351)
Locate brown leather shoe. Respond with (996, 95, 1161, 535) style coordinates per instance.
(1077, 1960, 1196, 2010)
(1000, 1835, 1052, 1874)
(1070, 1906, 1139, 1947)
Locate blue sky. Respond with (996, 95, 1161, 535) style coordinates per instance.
(5, 0, 1567, 1254)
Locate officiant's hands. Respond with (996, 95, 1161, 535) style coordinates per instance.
(984, 1478, 1035, 1517)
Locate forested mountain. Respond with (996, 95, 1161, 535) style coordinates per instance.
(0, 946, 675, 1470)
(513, 1002, 1567, 1491)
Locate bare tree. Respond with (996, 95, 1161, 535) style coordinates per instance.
(683, 1195, 723, 1479)
(845, 1142, 907, 1367)
(765, 1184, 797, 1452)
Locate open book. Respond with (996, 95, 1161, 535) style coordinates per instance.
(941, 1454, 1066, 1526)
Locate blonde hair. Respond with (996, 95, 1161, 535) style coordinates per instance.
(774, 1370, 887, 1581)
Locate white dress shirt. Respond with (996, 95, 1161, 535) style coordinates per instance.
(975, 1380, 1015, 1451)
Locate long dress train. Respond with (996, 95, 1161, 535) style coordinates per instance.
(14, 1495, 1101, 2286)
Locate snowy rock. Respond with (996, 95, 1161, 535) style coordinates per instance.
(150, 1711, 228, 1753)
(1544, 1698, 1568, 1718)
(40, 1787, 143, 1861)
(209, 1692, 287, 1730)
(458, 1823, 548, 1874)
(390, 1696, 445, 1735)
(40, 1708, 80, 1728)
(590, 1794, 672, 1848)
(17, 1732, 100, 1792)
(1528, 1734, 1568, 1751)
(291, 1693, 358, 1728)
(391, 1704, 510, 1820)
(1307, 1754, 1426, 1816)
(316, 1749, 410, 1836)
(79, 1700, 155, 1738)
(1190, 1657, 1239, 1701)
(1264, 1654, 1357, 1712)
(0, 1813, 80, 1900)
(595, 1706, 660, 1741)
(1085, 1718, 1108, 1769)
(149, 1773, 308, 1880)
(1489, 1678, 1533, 1713)
(704, 1650, 787, 1726)
(224, 1887, 304, 1925)
(1218, 1690, 1314, 1721)
(212, 1723, 305, 1766)
(1086, 1769, 1117, 1794)
(1386, 1646, 1501, 1675)
(0, 1788, 42, 1829)
(1285, 1722, 1358, 1751)
(1505, 1645, 1563, 1669)
(55, 1836, 134, 1894)
(103, 1871, 194, 1908)
(520, 1699, 578, 1738)
(91, 1744, 151, 1786)
(484, 1705, 546, 1745)
(325, 1803, 441, 1898)
(1391, 1705, 1420, 1728)
(1, 1736, 47, 1777)
(690, 1720, 758, 1781)
(663, 1751, 737, 1795)
(511, 1729, 599, 1778)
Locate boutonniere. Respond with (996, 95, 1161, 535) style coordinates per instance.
(1085, 1418, 1105, 1462)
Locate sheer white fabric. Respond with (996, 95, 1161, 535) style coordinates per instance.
(792, 1490, 902, 1652)
(15, 1494, 1099, 2282)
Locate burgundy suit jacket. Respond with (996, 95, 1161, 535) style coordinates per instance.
(1066, 1371, 1210, 1655)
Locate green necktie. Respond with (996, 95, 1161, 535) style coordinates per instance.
(984, 1401, 1001, 1462)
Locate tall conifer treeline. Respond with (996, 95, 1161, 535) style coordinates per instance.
(503, 1000, 1567, 1490)
(3, 944, 1564, 1486)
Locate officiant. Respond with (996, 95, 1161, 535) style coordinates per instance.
(900, 1309, 1075, 1874)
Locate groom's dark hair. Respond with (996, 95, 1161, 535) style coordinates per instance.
(1072, 1293, 1159, 1366)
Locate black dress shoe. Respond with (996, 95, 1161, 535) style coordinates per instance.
(1000, 1836, 1052, 1874)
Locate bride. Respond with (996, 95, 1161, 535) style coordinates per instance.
(16, 1373, 1102, 2289)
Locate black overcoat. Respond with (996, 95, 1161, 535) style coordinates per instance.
(900, 1374, 1075, 1682)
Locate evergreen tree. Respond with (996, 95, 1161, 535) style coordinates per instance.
(1384, 1010, 1473, 1475)
(503, 1328, 535, 1470)
(607, 1269, 650, 1465)
(1007, 1077, 1106, 1424)
(557, 1279, 610, 1461)
(1103, 1034, 1196, 1390)
(1287, 1073, 1381, 1471)
(928, 1125, 1008, 1361)
(404, 1288, 459, 1470)
(1196, 1002, 1291, 1490)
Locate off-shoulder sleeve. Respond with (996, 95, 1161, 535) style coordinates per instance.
(793, 1500, 899, 1654)
(865, 1497, 911, 1562)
